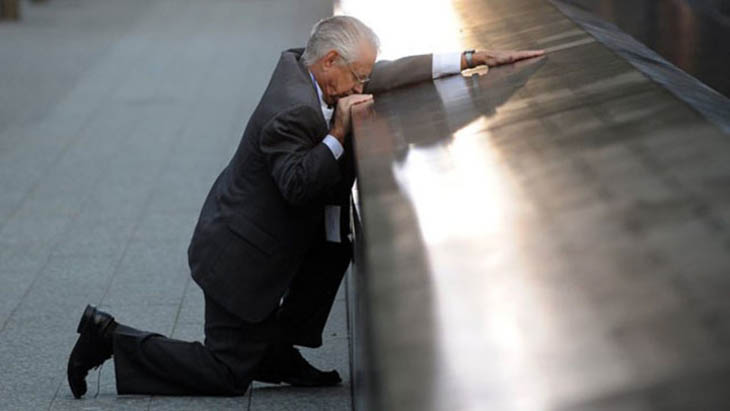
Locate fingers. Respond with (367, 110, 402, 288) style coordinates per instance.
(478, 49, 546, 67)
(346, 94, 373, 105)
(331, 94, 374, 140)
(351, 95, 374, 107)
(523, 49, 545, 56)
(513, 50, 545, 61)
(338, 94, 369, 104)
(338, 94, 373, 111)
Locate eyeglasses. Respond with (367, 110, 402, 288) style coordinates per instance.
(347, 64, 370, 85)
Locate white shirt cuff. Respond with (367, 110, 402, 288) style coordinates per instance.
(432, 51, 463, 79)
(322, 134, 344, 160)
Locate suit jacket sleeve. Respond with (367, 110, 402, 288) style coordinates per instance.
(364, 54, 434, 94)
(260, 104, 341, 207)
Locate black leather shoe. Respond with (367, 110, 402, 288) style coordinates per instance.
(254, 344, 341, 387)
(67, 305, 116, 399)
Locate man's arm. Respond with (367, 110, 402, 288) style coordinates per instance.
(364, 49, 544, 95)
(364, 54, 434, 94)
(260, 105, 342, 207)
(463, 49, 545, 70)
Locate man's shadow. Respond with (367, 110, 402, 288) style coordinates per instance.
(350, 56, 545, 410)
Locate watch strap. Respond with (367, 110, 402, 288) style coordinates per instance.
(464, 49, 476, 69)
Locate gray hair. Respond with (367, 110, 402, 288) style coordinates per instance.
(301, 15, 380, 66)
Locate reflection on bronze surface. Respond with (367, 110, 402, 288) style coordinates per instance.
(347, 0, 730, 410)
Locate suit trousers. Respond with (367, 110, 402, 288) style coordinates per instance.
(112, 240, 352, 396)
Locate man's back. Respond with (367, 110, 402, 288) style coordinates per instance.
(188, 48, 343, 322)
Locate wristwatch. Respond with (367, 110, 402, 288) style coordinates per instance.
(464, 49, 476, 69)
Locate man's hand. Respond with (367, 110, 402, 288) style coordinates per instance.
(464, 49, 545, 69)
(330, 94, 374, 143)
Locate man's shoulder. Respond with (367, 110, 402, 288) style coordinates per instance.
(269, 49, 315, 101)
(255, 49, 322, 127)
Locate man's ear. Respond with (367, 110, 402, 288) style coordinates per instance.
(323, 50, 339, 69)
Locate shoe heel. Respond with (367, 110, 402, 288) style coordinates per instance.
(76, 305, 94, 334)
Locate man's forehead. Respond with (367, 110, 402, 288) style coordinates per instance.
(354, 43, 376, 65)
(352, 46, 376, 72)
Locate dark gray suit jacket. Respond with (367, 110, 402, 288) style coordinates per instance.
(188, 48, 434, 322)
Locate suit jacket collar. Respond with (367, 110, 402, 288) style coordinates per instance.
(281, 48, 328, 129)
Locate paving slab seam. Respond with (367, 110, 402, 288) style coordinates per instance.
(43, 2, 224, 407)
(2, 1, 349, 408)
(0, 0, 204, 338)
(0, 4, 164, 237)
(0, 75, 152, 337)
(167, 276, 194, 339)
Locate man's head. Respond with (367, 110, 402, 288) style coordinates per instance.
(302, 16, 379, 106)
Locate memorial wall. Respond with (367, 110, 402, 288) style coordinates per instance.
(340, 0, 730, 410)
